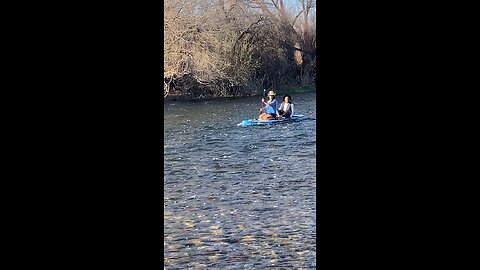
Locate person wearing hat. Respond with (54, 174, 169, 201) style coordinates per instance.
(259, 90, 278, 120)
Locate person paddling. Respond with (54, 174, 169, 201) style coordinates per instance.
(259, 90, 278, 120)
(276, 94, 294, 118)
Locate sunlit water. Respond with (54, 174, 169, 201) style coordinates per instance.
(164, 93, 316, 269)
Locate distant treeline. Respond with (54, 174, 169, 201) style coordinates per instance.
(164, 0, 316, 99)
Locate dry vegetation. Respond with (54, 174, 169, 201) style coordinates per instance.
(164, 0, 316, 99)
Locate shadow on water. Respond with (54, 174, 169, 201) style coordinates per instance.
(164, 93, 316, 269)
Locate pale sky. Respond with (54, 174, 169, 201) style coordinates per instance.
(282, 0, 315, 12)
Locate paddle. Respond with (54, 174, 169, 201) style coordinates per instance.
(260, 88, 269, 113)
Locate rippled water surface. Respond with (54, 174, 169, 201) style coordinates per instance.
(164, 93, 316, 269)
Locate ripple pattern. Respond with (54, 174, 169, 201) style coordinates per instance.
(164, 93, 316, 269)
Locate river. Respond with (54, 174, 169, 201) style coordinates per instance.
(164, 92, 317, 269)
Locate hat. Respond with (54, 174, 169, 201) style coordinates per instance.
(267, 90, 276, 96)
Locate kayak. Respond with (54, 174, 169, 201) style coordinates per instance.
(237, 114, 306, 127)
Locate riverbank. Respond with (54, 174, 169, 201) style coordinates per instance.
(275, 85, 316, 96)
(164, 84, 315, 102)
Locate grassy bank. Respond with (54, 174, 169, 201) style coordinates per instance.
(164, 84, 315, 102)
(274, 85, 316, 96)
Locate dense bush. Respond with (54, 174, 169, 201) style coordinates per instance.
(164, 0, 316, 99)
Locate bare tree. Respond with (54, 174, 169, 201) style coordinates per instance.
(163, 0, 316, 99)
